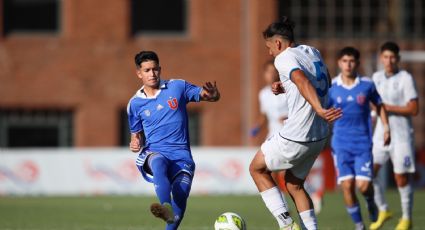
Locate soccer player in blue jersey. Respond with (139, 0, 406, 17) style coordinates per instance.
(127, 51, 220, 230)
(329, 47, 391, 230)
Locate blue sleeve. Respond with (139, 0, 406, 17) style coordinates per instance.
(127, 100, 143, 133)
(184, 80, 203, 103)
(369, 83, 382, 106)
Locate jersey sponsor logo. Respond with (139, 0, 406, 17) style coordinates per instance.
(167, 97, 179, 110)
(356, 94, 366, 105)
(347, 95, 354, 102)
(144, 109, 151, 117)
(156, 104, 164, 111)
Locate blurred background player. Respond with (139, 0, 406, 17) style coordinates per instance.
(329, 47, 390, 230)
(370, 42, 419, 230)
(250, 60, 288, 139)
(249, 16, 342, 230)
(250, 61, 324, 214)
(127, 51, 220, 230)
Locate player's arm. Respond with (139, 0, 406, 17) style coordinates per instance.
(375, 103, 391, 146)
(200, 81, 220, 102)
(129, 132, 145, 153)
(291, 69, 342, 122)
(383, 99, 419, 116)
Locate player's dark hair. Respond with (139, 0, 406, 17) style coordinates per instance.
(262, 16, 295, 42)
(380, 41, 400, 56)
(337, 46, 360, 60)
(134, 51, 159, 68)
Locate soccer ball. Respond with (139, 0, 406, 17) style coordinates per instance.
(214, 212, 246, 230)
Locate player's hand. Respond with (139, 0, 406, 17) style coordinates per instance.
(383, 131, 391, 146)
(318, 107, 343, 123)
(271, 81, 285, 95)
(383, 129, 391, 146)
(249, 126, 261, 137)
(129, 139, 141, 153)
(202, 81, 220, 101)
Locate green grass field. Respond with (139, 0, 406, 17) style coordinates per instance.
(0, 190, 424, 230)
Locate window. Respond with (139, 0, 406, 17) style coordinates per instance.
(278, 0, 424, 39)
(2, 0, 60, 35)
(119, 109, 201, 146)
(188, 110, 200, 146)
(131, 0, 187, 35)
(0, 109, 73, 147)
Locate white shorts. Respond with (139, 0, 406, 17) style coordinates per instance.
(373, 141, 415, 174)
(260, 134, 327, 180)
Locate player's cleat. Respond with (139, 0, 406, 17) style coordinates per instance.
(150, 202, 175, 224)
(395, 218, 412, 230)
(280, 222, 301, 230)
(369, 210, 393, 230)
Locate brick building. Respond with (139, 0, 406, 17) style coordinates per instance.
(0, 0, 424, 148)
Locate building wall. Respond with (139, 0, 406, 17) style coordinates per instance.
(0, 0, 424, 147)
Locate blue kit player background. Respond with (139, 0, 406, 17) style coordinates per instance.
(329, 47, 391, 230)
(127, 51, 220, 230)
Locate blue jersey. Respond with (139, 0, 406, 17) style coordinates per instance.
(329, 75, 382, 151)
(127, 79, 202, 161)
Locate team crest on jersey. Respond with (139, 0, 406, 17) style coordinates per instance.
(167, 97, 178, 110)
(356, 94, 366, 105)
(144, 109, 151, 116)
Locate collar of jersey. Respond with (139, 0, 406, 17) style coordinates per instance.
(137, 80, 167, 99)
(335, 74, 360, 90)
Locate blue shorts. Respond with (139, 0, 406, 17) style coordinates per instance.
(332, 147, 373, 184)
(135, 149, 195, 183)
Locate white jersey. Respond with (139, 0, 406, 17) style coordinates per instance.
(259, 86, 289, 138)
(372, 70, 418, 144)
(274, 45, 329, 142)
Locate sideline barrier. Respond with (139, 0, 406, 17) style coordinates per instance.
(0, 147, 334, 196)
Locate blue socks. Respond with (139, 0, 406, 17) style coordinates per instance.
(365, 195, 378, 222)
(148, 154, 193, 230)
(346, 203, 363, 225)
(166, 173, 192, 230)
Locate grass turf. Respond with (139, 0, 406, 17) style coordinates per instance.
(0, 190, 424, 230)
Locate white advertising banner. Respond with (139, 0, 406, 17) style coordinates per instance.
(0, 147, 258, 196)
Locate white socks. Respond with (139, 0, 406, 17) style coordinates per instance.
(299, 209, 318, 230)
(398, 184, 413, 219)
(373, 178, 388, 211)
(260, 186, 293, 228)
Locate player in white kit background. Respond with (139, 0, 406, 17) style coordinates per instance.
(250, 60, 289, 139)
(370, 42, 419, 230)
(249, 17, 342, 230)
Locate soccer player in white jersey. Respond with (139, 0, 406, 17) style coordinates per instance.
(250, 60, 289, 138)
(370, 42, 419, 230)
(249, 17, 342, 230)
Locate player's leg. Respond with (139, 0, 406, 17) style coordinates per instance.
(332, 148, 365, 229)
(370, 146, 393, 230)
(284, 139, 325, 230)
(249, 149, 297, 229)
(340, 178, 365, 230)
(354, 151, 377, 222)
(148, 154, 174, 223)
(392, 143, 415, 230)
(166, 172, 193, 230)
